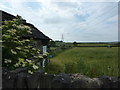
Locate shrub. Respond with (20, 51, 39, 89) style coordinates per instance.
(2, 16, 44, 74)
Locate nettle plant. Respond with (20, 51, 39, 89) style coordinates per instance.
(2, 16, 46, 74)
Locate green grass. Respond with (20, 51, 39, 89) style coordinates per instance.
(77, 43, 116, 47)
(45, 47, 119, 77)
(64, 42, 118, 47)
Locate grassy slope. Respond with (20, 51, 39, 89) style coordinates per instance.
(45, 47, 119, 77)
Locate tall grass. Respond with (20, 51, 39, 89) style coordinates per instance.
(45, 47, 119, 77)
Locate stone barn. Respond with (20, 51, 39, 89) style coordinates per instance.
(1, 10, 51, 67)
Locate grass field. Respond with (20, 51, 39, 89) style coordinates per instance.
(45, 47, 119, 77)
(64, 42, 118, 47)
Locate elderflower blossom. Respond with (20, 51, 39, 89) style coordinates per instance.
(45, 72, 47, 75)
(11, 49, 17, 54)
(22, 63, 26, 67)
(14, 63, 19, 67)
(26, 59, 32, 63)
(32, 65, 39, 70)
(4, 59, 12, 63)
(38, 56, 43, 59)
(28, 70, 33, 74)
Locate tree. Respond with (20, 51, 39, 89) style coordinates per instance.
(73, 41, 78, 47)
(2, 16, 45, 74)
(50, 40, 56, 47)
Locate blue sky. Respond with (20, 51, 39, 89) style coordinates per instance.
(0, 0, 119, 42)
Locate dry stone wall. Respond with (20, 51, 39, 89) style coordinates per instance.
(2, 68, 119, 89)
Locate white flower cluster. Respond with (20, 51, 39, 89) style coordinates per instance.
(26, 59, 32, 63)
(43, 52, 49, 56)
(14, 63, 19, 67)
(11, 49, 17, 54)
(4, 59, 12, 63)
(28, 70, 33, 74)
(38, 56, 43, 59)
(32, 64, 39, 70)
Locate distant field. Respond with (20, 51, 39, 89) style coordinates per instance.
(45, 47, 119, 77)
(65, 43, 118, 47)
(77, 43, 112, 46)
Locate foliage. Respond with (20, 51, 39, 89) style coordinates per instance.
(73, 41, 78, 47)
(50, 40, 56, 47)
(2, 16, 44, 74)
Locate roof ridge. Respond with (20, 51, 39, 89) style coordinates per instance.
(1, 10, 51, 40)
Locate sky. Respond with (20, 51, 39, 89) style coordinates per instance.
(0, 0, 119, 42)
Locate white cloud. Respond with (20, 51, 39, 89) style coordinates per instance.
(0, 0, 118, 42)
(106, 15, 118, 23)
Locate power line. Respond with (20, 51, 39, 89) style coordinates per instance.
(58, 5, 118, 40)
(84, 5, 118, 31)
(85, 5, 118, 26)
